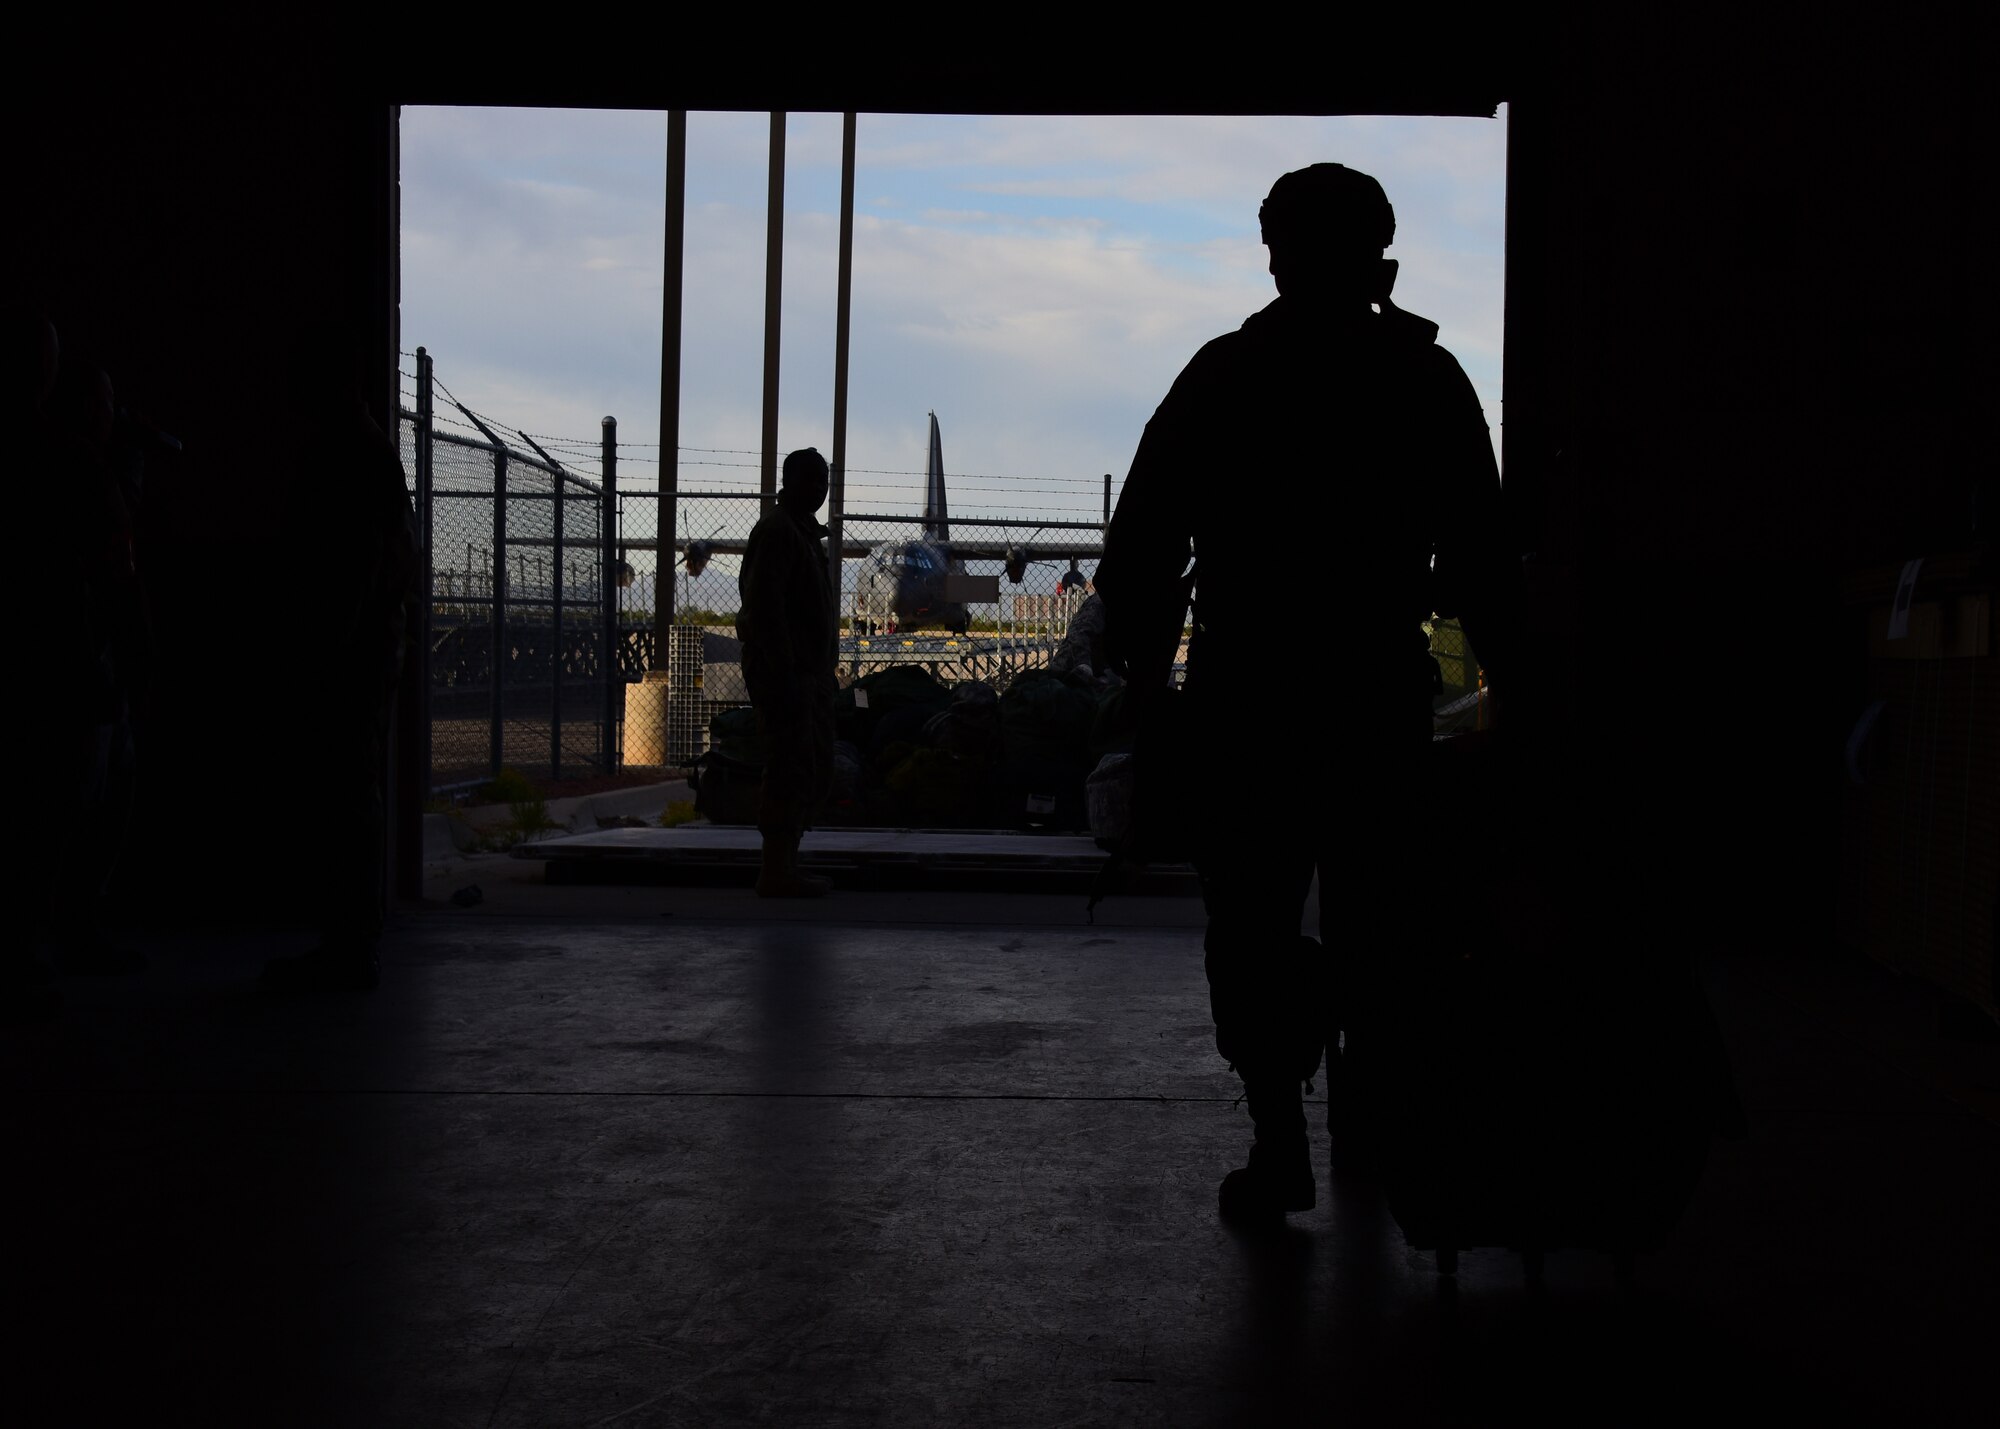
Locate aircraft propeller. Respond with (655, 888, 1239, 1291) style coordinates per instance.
(682, 526, 724, 577)
(1000, 528, 1093, 591)
(1003, 527, 1047, 584)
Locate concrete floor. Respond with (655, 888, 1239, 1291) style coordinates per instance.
(7, 868, 1996, 1427)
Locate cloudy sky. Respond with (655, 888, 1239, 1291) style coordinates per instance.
(400, 107, 1506, 596)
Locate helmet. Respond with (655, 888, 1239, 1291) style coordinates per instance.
(1258, 164, 1395, 251)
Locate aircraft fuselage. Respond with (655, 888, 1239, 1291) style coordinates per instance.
(854, 537, 968, 635)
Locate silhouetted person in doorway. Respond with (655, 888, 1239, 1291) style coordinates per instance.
(739, 447, 837, 897)
(1096, 163, 1518, 1223)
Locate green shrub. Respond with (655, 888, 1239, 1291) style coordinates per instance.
(505, 795, 561, 843)
(479, 768, 539, 806)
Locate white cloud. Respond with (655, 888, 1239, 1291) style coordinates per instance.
(399, 106, 1507, 563)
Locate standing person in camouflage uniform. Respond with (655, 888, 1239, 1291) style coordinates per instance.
(738, 448, 838, 898)
(1095, 164, 1518, 1224)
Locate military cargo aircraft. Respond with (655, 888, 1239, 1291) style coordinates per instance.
(853, 412, 970, 635)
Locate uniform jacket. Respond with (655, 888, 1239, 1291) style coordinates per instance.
(737, 503, 836, 689)
(1096, 294, 1517, 706)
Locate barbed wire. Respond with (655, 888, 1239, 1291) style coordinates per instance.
(400, 360, 1333, 514)
(665, 446, 1114, 483)
(664, 457, 1116, 494)
(402, 381, 1121, 484)
(431, 410, 492, 441)
(529, 431, 659, 449)
(401, 354, 1502, 473)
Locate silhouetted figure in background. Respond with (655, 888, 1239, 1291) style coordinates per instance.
(1097, 163, 1518, 1223)
(262, 326, 420, 992)
(739, 448, 838, 897)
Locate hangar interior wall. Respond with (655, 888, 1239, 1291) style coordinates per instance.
(19, 13, 1986, 968)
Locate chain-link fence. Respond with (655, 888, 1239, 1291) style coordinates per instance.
(400, 352, 619, 794)
(1428, 616, 1488, 735)
(399, 356, 1483, 792)
(613, 453, 1121, 768)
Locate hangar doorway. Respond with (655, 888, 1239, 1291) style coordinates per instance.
(399, 108, 1507, 853)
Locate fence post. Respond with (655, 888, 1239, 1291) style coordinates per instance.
(513, 430, 582, 786)
(1102, 473, 1112, 535)
(550, 469, 565, 782)
(490, 445, 508, 778)
(415, 349, 434, 795)
(602, 415, 619, 772)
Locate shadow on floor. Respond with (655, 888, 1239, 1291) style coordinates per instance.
(5, 913, 1994, 1426)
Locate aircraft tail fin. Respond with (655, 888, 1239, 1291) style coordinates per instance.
(922, 411, 949, 543)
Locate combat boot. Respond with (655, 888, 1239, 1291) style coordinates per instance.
(1218, 1072, 1315, 1225)
(790, 831, 833, 896)
(755, 828, 830, 898)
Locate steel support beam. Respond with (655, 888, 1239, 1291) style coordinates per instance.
(760, 111, 786, 517)
(657, 110, 686, 651)
(829, 111, 857, 611)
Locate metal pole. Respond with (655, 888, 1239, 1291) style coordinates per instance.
(490, 446, 508, 778)
(760, 110, 786, 516)
(657, 110, 686, 652)
(1102, 473, 1112, 533)
(829, 111, 856, 617)
(415, 348, 434, 795)
(550, 473, 565, 781)
(602, 415, 618, 770)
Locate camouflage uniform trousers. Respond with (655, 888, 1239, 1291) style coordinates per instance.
(1195, 711, 1432, 1087)
(746, 666, 834, 835)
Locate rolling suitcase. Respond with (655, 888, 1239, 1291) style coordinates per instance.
(1348, 945, 1724, 1278)
(1339, 729, 1740, 1279)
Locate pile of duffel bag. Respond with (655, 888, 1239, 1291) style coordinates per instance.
(689, 705, 765, 826)
(692, 665, 1129, 830)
